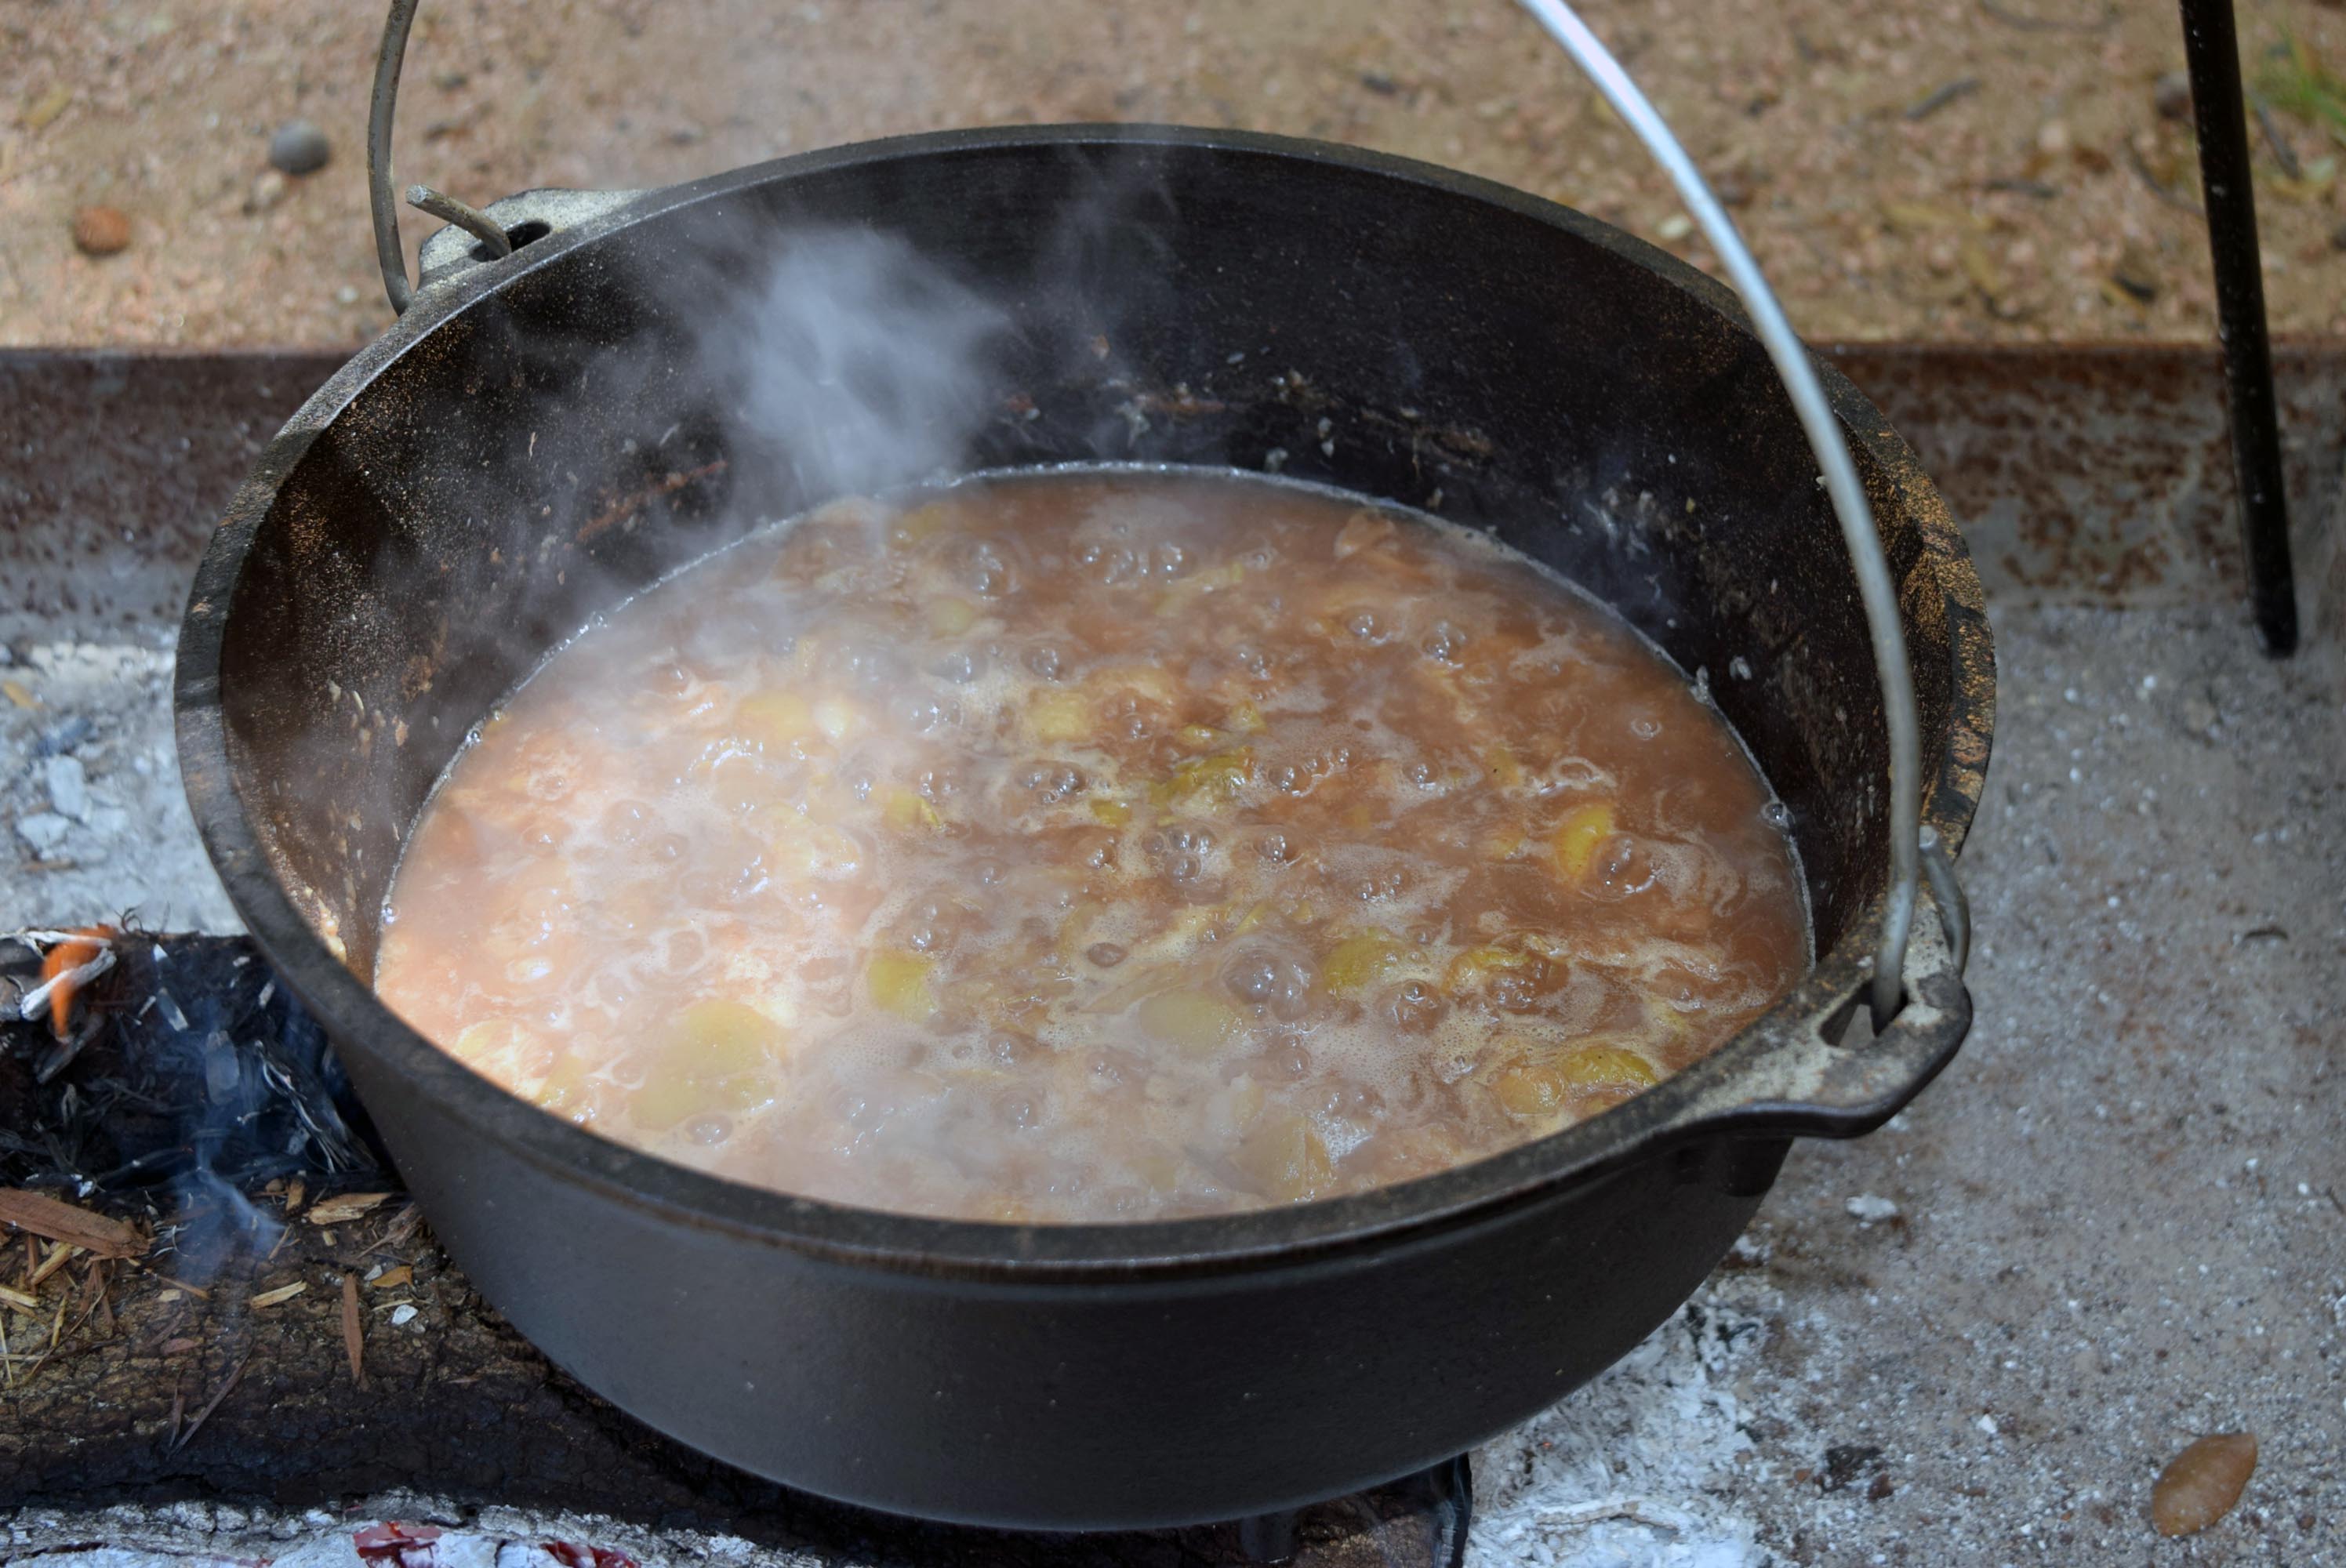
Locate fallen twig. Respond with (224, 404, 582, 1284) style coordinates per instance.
(170, 1353, 248, 1452)
(1905, 78, 1981, 122)
(1977, 0, 2117, 31)
(343, 1272, 367, 1388)
(2125, 140, 2206, 216)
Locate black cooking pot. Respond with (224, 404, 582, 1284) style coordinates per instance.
(176, 125, 1992, 1530)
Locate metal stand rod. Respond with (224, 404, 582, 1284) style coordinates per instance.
(2179, 0, 2299, 655)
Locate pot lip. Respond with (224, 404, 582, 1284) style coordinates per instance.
(175, 122, 1995, 1281)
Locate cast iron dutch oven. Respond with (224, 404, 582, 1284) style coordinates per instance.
(174, 67, 1994, 1532)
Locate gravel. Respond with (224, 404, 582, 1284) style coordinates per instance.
(267, 118, 331, 176)
(5, 1, 2346, 347)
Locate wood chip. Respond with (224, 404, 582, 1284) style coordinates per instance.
(27, 1241, 82, 1288)
(0, 1189, 140, 1258)
(342, 1273, 366, 1387)
(2152, 1432, 2257, 1536)
(372, 1264, 413, 1290)
(285, 1177, 306, 1216)
(2, 680, 37, 710)
(0, 1283, 39, 1312)
(306, 1192, 393, 1226)
(249, 1280, 308, 1308)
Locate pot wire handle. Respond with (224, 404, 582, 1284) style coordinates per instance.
(1521, 0, 1958, 1026)
(369, 0, 510, 314)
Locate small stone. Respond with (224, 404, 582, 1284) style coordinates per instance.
(43, 753, 89, 821)
(244, 169, 288, 214)
(1975, 1413, 1999, 1436)
(14, 812, 73, 858)
(1846, 1193, 1899, 1223)
(1656, 212, 1694, 241)
(390, 1303, 419, 1327)
(2036, 119, 2072, 156)
(71, 205, 130, 256)
(268, 118, 331, 176)
(2153, 71, 2192, 122)
(2152, 1432, 2257, 1536)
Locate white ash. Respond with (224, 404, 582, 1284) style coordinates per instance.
(2, 640, 240, 933)
(1470, 1285, 1776, 1568)
(1843, 1193, 1900, 1224)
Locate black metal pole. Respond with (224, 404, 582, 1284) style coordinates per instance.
(2179, 0, 2299, 655)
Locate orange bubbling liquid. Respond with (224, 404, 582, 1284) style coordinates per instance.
(375, 471, 1808, 1221)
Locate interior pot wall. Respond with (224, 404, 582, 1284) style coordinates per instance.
(218, 139, 1937, 974)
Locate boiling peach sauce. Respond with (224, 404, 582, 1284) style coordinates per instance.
(376, 472, 1806, 1221)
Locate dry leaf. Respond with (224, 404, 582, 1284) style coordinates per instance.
(2152, 1432, 2257, 1536)
(306, 1192, 393, 1226)
(1959, 238, 2008, 300)
(372, 1265, 413, 1290)
(2, 681, 39, 710)
(249, 1280, 309, 1308)
(0, 1189, 140, 1258)
(1881, 201, 1984, 233)
(22, 85, 72, 131)
(2266, 155, 2339, 202)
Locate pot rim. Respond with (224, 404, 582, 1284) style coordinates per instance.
(175, 122, 1994, 1280)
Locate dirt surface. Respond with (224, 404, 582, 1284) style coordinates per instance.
(4, 0, 2346, 349)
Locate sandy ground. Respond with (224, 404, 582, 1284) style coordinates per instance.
(3, 0, 2346, 350)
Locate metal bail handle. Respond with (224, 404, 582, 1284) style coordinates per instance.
(1520, 0, 1964, 1025)
(369, 0, 512, 314)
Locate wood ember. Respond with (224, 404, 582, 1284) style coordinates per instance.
(2150, 1432, 2257, 1537)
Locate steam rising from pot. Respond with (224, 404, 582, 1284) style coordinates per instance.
(699, 227, 1011, 503)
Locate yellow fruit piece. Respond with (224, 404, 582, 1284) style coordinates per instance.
(1088, 664, 1178, 706)
(890, 502, 951, 548)
(1030, 688, 1092, 743)
(1154, 748, 1254, 811)
(452, 1017, 539, 1079)
(927, 596, 979, 637)
(1495, 1062, 1565, 1118)
(880, 786, 943, 832)
(1175, 724, 1222, 750)
(1089, 797, 1131, 827)
(1228, 701, 1267, 735)
(760, 811, 863, 880)
(1556, 1042, 1658, 1092)
(867, 950, 939, 1022)
(532, 1054, 595, 1119)
(1551, 801, 1616, 881)
(1443, 945, 1535, 994)
(672, 999, 786, 1075)
(1233, 1113, 1335, 1201)
(737, 691, 814, 748)
(1322, 932, 1404, 996)
(813, 695, 857, 742)
(1136, 989, 1242, 1056)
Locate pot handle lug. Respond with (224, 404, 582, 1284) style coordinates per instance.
(1675, 829, 1973, 1144)
(367, 0, 641, 312)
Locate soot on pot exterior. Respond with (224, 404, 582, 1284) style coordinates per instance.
(176, 126, 1992, 1529)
